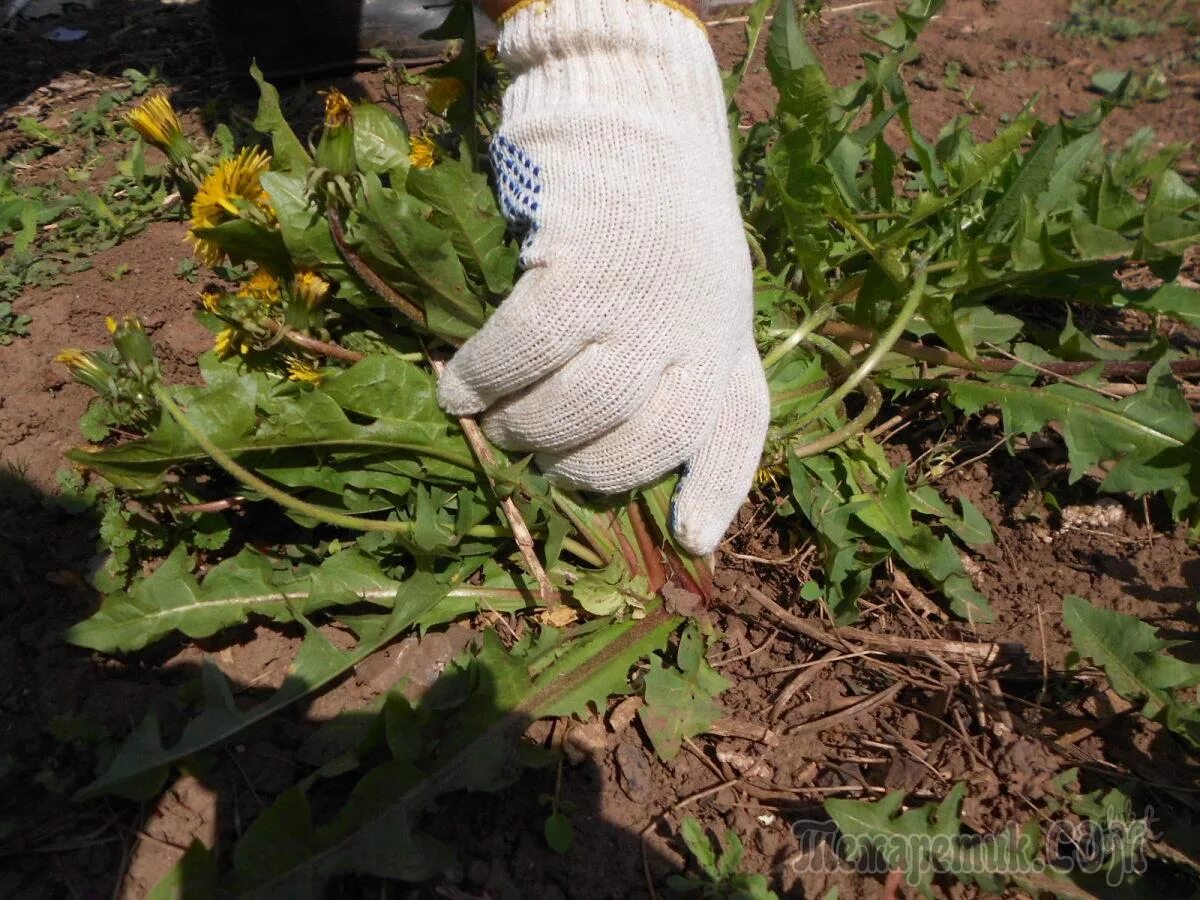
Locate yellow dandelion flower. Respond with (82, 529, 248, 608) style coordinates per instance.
(200, 290, 223, 313)
(322, 88, 354, 129)
(188, 148, 275, 267)
(124, 91, 189, 160)
(285, 356, 325, 386)
(409, 134, 437, 170)
(426, 78, 465, 117)
(105, 315, 118, 334)
(239, 270, 282, 305)
(293, 271, 331, 310)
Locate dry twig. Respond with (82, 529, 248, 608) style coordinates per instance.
(786, 682, 903, 737)
(744, 584, 1021, 668)
(430, 360, 553, 605)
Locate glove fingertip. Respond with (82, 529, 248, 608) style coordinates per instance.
(671, 503, 728, 557)
(671, 349, 771, 557)
(437, 364, 486, 417)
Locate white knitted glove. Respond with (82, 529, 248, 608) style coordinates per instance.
(439, 0, 770, 555)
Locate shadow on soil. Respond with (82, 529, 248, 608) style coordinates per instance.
(0, 466, 695, 898)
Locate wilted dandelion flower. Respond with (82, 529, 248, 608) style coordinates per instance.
(322, 88, 354, 129)
(189, 148, 275, 267)
(239, 270, 282, 306)
(56, 349, 108, 378)
(124, 91, 191, 161)
(55, 349, 116, 393)
(316, 89, 357, 176)
(409, 134, 437, 170)
(285, 356, 324, 386)
(426, 78, 465, 116)
(293, 271, 330, 310)
(200, 289, 223, 313)
(214, 327, 251, 359)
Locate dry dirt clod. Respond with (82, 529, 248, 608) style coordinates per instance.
(354, 625, 474, 700)
(562, 718, 607, 765)
(607, 695, 643, 735)
(614, 740, 654, 802)
(1059, 498, 1126, 532)
(714, 746, 773, 780)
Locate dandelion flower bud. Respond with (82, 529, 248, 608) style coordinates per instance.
(55, 349, 117, 393)
(108, 315, 157, 373)
(316, 88, 357, 176)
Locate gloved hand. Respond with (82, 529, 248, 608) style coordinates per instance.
(439, 0, 770, 555)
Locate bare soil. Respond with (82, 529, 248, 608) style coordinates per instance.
(1, 0, 1198, 898)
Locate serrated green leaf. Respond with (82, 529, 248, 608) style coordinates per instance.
(827, 783, 966, 895)
(537, 609, 677, 718)
(1129, 282, 1200, 327)
(68, 362, 475, 495)
(984, 124, 1062, 242)
(680, 817, 720, 878)
(1143, 169, 1200, 254)
(353, 174, 486, 340)
(407, 153, 518, 295)
(260, 171, 344, 271)
(66, 544, 399, 653)
(75, 574, 450, 799)
(638, 654, 728, 761)
(189, 219, 290, 271)
(1063, 595, 1200, 734)
(765, 0, 821, 93)
(235, 605, 677, 894)
(948, 361, 1200, 515)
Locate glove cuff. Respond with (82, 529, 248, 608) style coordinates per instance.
(494, 0, 724, 127)
(498, 0, 705, 31)
(497, 0, 711, 75)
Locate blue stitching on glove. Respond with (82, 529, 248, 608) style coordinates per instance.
(491, 134, 544, 264)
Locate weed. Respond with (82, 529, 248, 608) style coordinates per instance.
(1058, 0, 1163, 45)
(0, 69, 169, 319)
(0, 300, 31, 344)
(669, 818, 779, 900)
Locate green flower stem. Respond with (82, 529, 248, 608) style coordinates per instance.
(762, 304, 837, 370)
(791, 377, 884, 459)
(789, 266, 928, 432)
(152, 382, 602, 569)
(154, 384, 452, 536)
